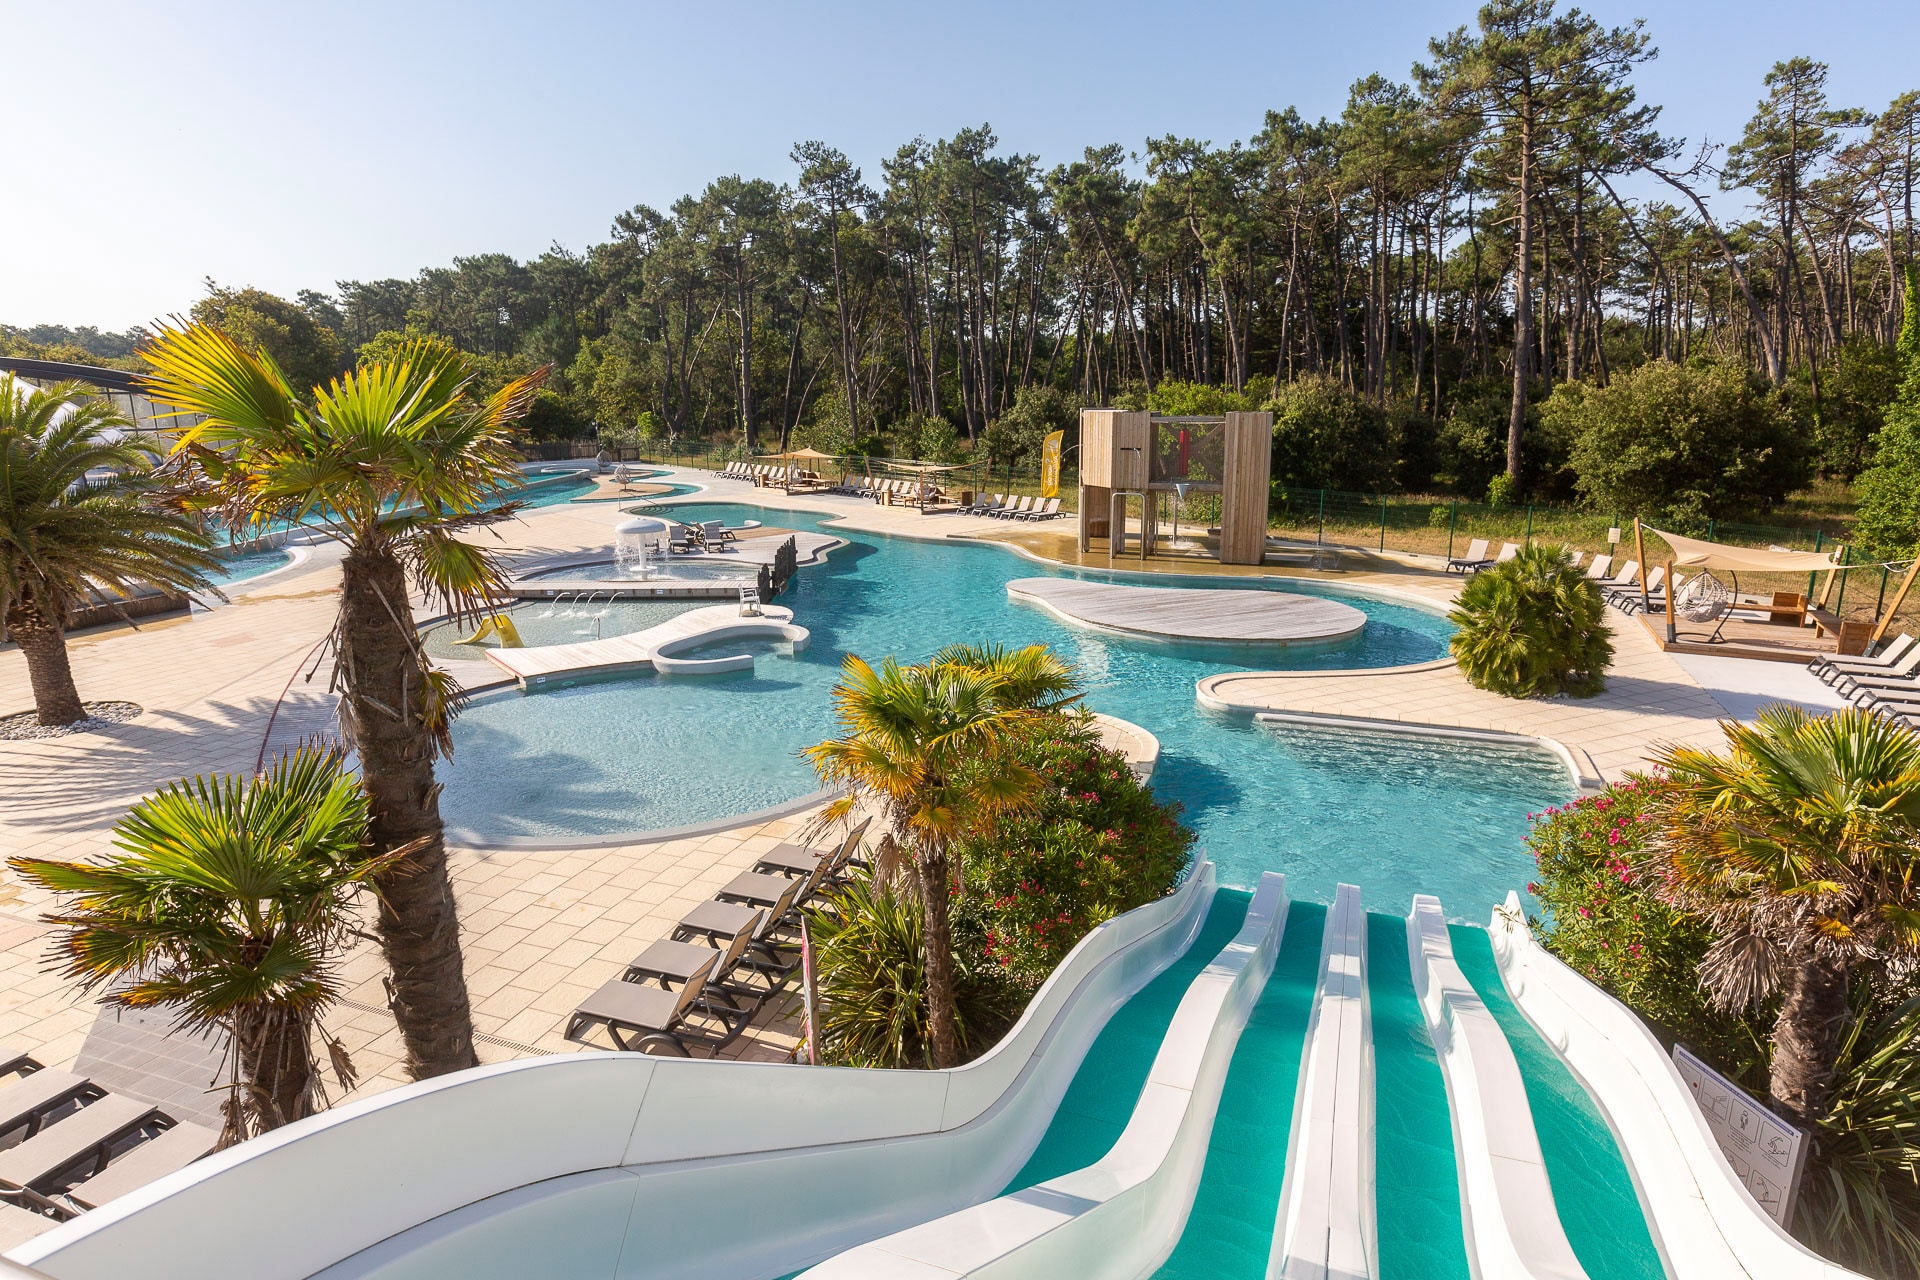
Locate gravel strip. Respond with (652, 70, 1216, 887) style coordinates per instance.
(0, 701, 143, 741)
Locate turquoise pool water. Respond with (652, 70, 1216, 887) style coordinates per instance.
(423, 599, 707, 662)
(439, 497, 1572, 912)
(208, 547, 293, 586)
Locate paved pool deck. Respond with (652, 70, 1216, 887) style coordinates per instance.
(0, 463, 1837, 1187)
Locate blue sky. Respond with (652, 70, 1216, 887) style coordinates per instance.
(3, 0, 1914, 331)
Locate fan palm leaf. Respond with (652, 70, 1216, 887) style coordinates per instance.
(137, 322, 548, 1080)
(8, 746, 393, 1136)
(0, 375, 219, 724)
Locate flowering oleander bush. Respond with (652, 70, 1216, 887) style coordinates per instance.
(957, 718, 1194, 988)
(1524, 771, 1765, 1078)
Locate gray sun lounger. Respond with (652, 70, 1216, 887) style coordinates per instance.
(0, 1095, 156, 1195)
(64, 1119, 220, 1211)
(565, 967, 715, 1055)
(0, 1070, 98, 1144)
(0, 1046, 41, 1080)
(752, 817, 871, 880)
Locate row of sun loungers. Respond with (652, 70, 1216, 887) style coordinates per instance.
(1809, 634, 1920, 726)
(564, 819, 871, 1056)
(964, 494, 1063, 521)
(0, 1046, 218, 1232)
(1444, 539, 1521, 573)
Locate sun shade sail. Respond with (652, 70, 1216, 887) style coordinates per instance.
(1647, 527, 1841, 573)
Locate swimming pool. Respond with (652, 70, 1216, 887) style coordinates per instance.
(439, 498, 1572, 913)
(422, 598, 708, 661)
(208, 546, 294, 586)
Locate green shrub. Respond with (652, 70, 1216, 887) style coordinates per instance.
(808, 869, 1020, 1068)
(1485, 471, 1518, 508)
(956, 717, 1193, 987)
(1146, 379, 1257, 416)
(1262, 376, 1398, 492)
(1525, 774, 1764, 1077)
(1547, 358, 1810, 522)
(1448, 542, 1613, 697)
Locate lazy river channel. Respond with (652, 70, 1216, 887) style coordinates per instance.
(437, 497, 1573, 913)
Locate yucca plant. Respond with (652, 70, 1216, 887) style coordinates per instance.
(0, 375, 219, 725)
(139, 324, 545, 1079)
(1448, 541, 1612, 697)
(8, 747, 401, 1139)
(1793, 990, 1920, 1276)
(807, 869, 1016, 1068)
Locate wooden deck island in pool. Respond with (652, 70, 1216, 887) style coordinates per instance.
(1006, 577, 1367, 646)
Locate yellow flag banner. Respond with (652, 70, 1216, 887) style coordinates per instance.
(1040, 430, 1064, 498)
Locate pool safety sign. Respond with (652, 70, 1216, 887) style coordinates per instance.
(1672, 1044, 1806, 1225)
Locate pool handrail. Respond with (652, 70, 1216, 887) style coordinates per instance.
(10, 865, 1219, 1280)
(1488, 892, 1865, 1280)
(1407, 896, 1588, 1280)
(798, 872, 1290, 1280)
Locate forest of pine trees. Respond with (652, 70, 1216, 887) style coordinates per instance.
(7, 4, 1918, 535)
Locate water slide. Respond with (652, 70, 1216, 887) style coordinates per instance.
(8, 870, 1876, 1280)
(807, 886, 1838, 1280)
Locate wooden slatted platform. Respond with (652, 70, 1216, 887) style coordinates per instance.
(1006, 577, 1366, 645)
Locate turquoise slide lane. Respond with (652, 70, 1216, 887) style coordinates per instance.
(1367, 913, 1472, 1280)
(1008, 888, 1251, 1191)
(1153, 900, 1327, 1280)
(1450, 925, 1668, 1280)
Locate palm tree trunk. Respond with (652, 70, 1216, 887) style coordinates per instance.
(338, 545, 480, 1079)
(917, 841, 960, 1069)
(1770, 952, 1849, 1126)
(236, 1004, 315, 1131)
(5, 597, 85, 727)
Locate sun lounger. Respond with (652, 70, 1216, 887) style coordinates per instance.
(0, 1095, 156, 1197)
(1596, 559, 1640, 597)
(717, 870, 813, 916)
(1017, 497, 1062, 522)
(0, 1047, 40, 1081)
(564, 967, 718, 1055)
(624, 912, 778, 1034)
(1614, 565, 1665, 611)
(1582, 553, 1614, 581)
(1445, 538, 1489, 573)
(1811, 633, 1916, 683)
(1834, 645, 1920, 697)
(1492, 542, 1520, 564)
(63, 1120, 219, 1212)
(625, 912, 761, 989)
(993, 496, 1032, 519)
(0, 1070, 97, 1145)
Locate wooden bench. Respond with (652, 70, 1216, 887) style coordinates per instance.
(1808, 607, 1873, 656)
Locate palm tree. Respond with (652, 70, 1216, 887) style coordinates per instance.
(138, 324, 546, 1079)
(1650, 705, 1920, 1126)
(0, 375, 219, 725)
(929, 641, 1084, 712)
(9, 746, 401, 1139)
(806, 654, 1046, 1067)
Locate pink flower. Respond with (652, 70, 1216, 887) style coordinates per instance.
(1577, 906, 1591, 918)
